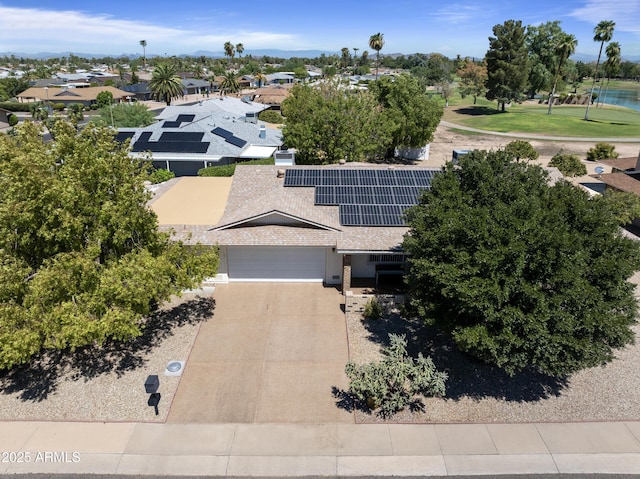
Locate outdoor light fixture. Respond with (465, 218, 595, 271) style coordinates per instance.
(144, 374, 161, 415)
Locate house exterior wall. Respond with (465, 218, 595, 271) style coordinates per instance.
(351, 254, 376, 278)
(325, 249, 343, 285)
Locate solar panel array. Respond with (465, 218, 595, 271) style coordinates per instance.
(212, 127, 248, 149)
(132, 131, 209, 153)
(284, 168, 438, 227)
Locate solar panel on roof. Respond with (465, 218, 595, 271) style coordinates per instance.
(225, 136, 247, 148)
(284, 169, 304, 186)
(162, 121, 182, 128)
(138, 131, 152, 142)
(377, 169, 397, 185)
(340, 169, 359, 185)
(315, 185, 335, 205)
(160, 132, 204, 142)
(358, 169, 378, 185)
(211, 127, 233, 138)
(176, 114, 195, 123)
(396, 170, 416, 186)
(115, 131, 135, 142)
(339, 204, 361, 226)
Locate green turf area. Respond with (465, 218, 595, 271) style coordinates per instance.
(442, 81, 640, 138)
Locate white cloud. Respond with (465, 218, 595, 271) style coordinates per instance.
(433, 2, 483, 24)
(570, 0, 640, 35)
(0, 7, 299, 54)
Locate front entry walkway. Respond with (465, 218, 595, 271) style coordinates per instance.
(167, 283, 354, 423)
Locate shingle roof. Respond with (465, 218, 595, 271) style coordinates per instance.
(595, 172, 640, 196)
(599, 157, 639, 172)
(17, 86, 131, 102)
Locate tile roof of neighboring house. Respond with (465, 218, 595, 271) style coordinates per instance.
(17, 86, 132, 102)
(595, 172, 640, 196)
(598, 157, 639, 172)
(162, 164, 436, 252)
(251, 85, 292, 106)
(156, 97, 268, 119)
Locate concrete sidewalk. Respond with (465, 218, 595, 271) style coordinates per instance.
(2, 421, 640, 476)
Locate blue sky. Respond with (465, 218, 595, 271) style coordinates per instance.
(1, 0, 639, 59)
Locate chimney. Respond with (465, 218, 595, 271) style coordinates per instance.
(259, 124, 266, 139)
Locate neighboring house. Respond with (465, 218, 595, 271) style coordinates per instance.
(592, 156, 640, 196)
(16, 86, 132, 107)
(121, 82, 152, 101)
(117, 97, 282, 176)
(266, 72, 295, 84)
(251, 85, 292, 110)
(181, 78, 211, 96)
(160, 164, 439, 290)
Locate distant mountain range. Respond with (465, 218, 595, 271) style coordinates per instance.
(2, 49, 639, 63)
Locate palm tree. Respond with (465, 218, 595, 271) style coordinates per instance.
(139, 40, 147, 68)
(236, 43, 244, 59)
(584, 20, 615, 120)
(368, 33, 384, 79)
(254, 72, 267, 88)
(547, 33, 577, 115)
(149, 63, 184, 105)
(599, 42, 621, 108)
(353, 47, 359, 66)
(223, 42, 235, 62)
(220, 71, 240, 95)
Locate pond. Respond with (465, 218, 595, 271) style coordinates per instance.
(598, 88, 640, 112)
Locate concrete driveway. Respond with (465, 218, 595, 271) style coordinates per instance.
(167, 283, 354, 423)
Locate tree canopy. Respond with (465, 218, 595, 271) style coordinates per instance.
(403, 149, 640, 377)
(485, 20, 529, 112)
(0, 121, 218, 369)
(282, 75, 442, 164)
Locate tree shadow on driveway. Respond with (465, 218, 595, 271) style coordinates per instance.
(0, 296, 215, 402)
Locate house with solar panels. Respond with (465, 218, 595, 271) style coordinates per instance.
(116, 97, 283, 176)
(160, 164, 439, 290)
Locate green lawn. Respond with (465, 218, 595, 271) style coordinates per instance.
(442, 80, 640, 138)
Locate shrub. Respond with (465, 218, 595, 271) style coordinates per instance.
(7, 113, 18, 126)
(52, 102, 65, 111)
(345, 334, 447, 417)
(0, 101, 31, 112)
(600, 190, 640, 226)
(504, 140, 539, 161)
(586, 142, 618, 161)
(148, 168, 175, 184)
(198, 157, 274, 177)
(258, 110, 284, 124)
(548, 153, 587, 177)
(363, 298, 383, 320)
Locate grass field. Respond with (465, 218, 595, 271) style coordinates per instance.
(442, 80, 640, 138)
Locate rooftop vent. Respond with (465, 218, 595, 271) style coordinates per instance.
(245, 111, 258, 123)
(259, 124, 266, 138)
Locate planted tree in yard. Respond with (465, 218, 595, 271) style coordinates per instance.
(149, 63, 183, 105)
(599, 190, 640, 226)
(485, 20, 529, 112)
(548, 153, 587, 177)
(503, 140, 539, 161)
(345, 334, 447, 417)
(403, 149, 640, 377)
(585, 20, 615, 120)
(457, 60, 487, 104)
(586, 142, 618, 161)
(548, 33, 578, 115)
(96, 90, 113, 109)
(369, 32, 385, 79)
(92, 102, 155, 128)
(0, 121, 218, 370)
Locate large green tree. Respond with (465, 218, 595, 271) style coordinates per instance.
(0, 121, 218, 369)
(369, 74, 443, 155)
(92, 102, 155, 128)
(149, 63, 184, 105)
(457, 60, 487, 104)
(548, 33, 578, 115)
(585, 20, 615, 120)
(281, 81, 391, 164)
(403, 149, 640, 378)
(485, 20, 529, 112)
(525, 21, 566, 97)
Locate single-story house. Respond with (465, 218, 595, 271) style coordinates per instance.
(121, 82, 152, 101)
(118, 97, 282, 176)
(16, 86, 132, 107)
(181, 78, 212, 96)
(251, 85, 292, 109)
(158, 164, 438, 290)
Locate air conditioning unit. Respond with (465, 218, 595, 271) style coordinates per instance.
(245, 111, 258, 123)
(274, 150, 295, 165)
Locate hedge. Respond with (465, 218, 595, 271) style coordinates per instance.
(0, 102, 31, 112)
(198, 157, 275, 177)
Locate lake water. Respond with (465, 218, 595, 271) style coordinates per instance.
(599, 89, 640, 112)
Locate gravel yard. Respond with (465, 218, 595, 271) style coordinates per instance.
(0, 293, 215, 423)
(345, 271, 640, 424)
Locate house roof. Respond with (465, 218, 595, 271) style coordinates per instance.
(595, 172, 640, 196)
(162, 164, 441, 252)
(17, 86, 131, 102)
(598, 157, 639, 172)
(156, 97, 268, 119)
(119, 101, 282, 161)
(252, 85, 291, 106)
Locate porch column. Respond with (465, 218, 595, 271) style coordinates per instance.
(342, 254, 352, 294)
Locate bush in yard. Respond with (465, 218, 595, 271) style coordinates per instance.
(148, 168, 175, 184)
(548, 153, 587, 177)
(7, 113, 18, 127)
(345, 334, 447, 417)
(363, 297, 383, 320)
(586, 142, 618, 161)
(504, 140, 539, 161)
(258, 110, 283, 124)
(52, 102, 65, 111)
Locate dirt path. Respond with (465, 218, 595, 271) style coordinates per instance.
(427, 121, 640, 168)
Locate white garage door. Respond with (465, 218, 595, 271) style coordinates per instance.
(227, 246, 326, 282)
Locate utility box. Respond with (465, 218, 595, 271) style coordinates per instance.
(144, 375, 159, 394)
(452, 149, 471, 165)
